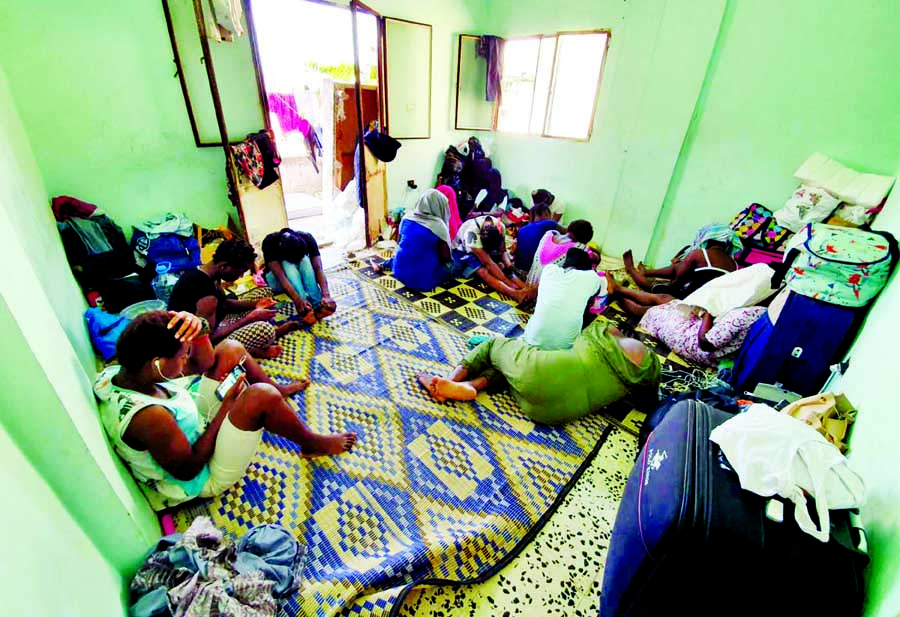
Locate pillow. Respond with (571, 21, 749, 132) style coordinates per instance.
(773, 185, 840, 232)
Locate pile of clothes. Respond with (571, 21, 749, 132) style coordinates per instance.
(130, 517, 305, 617)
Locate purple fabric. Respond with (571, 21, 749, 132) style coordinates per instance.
(476, 36, 504, 102)
(267, 93, 309, 134)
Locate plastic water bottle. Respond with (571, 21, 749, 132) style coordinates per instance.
(151, 262, 179, 304)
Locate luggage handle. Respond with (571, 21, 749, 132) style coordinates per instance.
(848, 510, 868, 554)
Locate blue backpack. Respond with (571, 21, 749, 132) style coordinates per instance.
(132, 230, 200, 273)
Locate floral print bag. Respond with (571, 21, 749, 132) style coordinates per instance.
(782, 223, 897, 307)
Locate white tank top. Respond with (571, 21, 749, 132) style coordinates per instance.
(93, 366, 210, 510)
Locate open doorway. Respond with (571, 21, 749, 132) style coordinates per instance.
(249, 0, 380, 254)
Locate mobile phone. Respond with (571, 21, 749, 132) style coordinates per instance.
(215, 364, 246, 400)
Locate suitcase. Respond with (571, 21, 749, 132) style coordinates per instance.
(730, 290, 862, 396)
(601, 400, 868, 617)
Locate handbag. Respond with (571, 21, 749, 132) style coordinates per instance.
(730, 203, 791, 252)
(781, 392, 857, 453)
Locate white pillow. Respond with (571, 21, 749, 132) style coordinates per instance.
(773, 184, 840, 232)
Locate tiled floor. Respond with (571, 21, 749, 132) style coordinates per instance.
(397, 427, 639, 617)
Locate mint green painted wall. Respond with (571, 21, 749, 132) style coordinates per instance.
(483, 0, 726, 259)
(0, 66, 159, 575)
(367, 0, 481, 210)
(835, 179, 900, 616)
(0, 1, 239, 233)
(0, 423, 128, 616)
(648, 0, 900, 265)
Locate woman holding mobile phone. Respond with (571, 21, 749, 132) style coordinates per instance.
(93, 310, 356, 510)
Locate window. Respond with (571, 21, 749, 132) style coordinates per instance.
(496, 31, 609, 140)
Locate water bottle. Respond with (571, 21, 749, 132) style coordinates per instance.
(151, 262, 178, 304)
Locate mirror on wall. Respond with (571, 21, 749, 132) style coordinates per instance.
(384, 17, 432, 139)
(455, 34, 495, 131)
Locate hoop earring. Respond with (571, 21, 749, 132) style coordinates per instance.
(155, 359, 182, 382)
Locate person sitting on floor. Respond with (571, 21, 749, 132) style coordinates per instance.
(513, 203, 561, 277)
(524, 248, 603, 351)
(417, 319, 660, 425)
(623, 239, 737, 300)
(605, 274, 765, 367)
(470, 169, 508, 218)
(532, 188, 563, 222)
(453, 214, 535, 302)
(526, 219, 595, 285)
(93, 311, 353, 510)
(435, 184, 463, 242)
(262, 228, 336, 325)
(168, 239, 297, 359)
(379, 189, 454, 292)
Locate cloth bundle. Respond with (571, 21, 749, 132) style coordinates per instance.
(130, 517, 305, 617)
(710, 404, 865, 543)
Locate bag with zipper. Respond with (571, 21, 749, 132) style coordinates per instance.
(131, 230, 201, 273)
(730, 203, 791, 251)
(601, 400, 869, 617)
(779, 223, 898, 307)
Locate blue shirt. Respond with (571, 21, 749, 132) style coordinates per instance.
(393, 219, 450, 291)
(515, 219, 558, 271)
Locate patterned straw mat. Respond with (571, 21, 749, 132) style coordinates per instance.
(170, 266, 612, 616)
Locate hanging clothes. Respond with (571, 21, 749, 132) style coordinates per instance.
(205, 0, 244, 42)
(231, 131, 281, 190)
(266, 93, 323, 171)
(476, 35, 504, 102)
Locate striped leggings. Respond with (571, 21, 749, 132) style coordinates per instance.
(219, 287, 277, 354)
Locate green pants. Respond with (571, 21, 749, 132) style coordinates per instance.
(462, 321, 660, 424)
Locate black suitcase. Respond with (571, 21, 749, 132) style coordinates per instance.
(601, 400, 868, 617)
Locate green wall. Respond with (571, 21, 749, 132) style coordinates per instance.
(648, 0, 900, 265)
(0, 65, 159, 582)
(0, 423, 128, 616)
(0, 1, 237, 233)
(367, 0, 481, 209)
(837, 180, 900, 616)
(483, 0, 726, 259)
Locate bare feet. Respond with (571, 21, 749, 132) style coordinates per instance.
(623, 249, 636, 275)
(417, 372, 478, 402)
(275, 321, 301, 338)
(275, 379, 310, 397)
(417, 373, 446, 402)
(604, 271, 617, 295)
(253, 344, 283, 359)
(300, 431, 357, 457)
(513, 286, 538, 303)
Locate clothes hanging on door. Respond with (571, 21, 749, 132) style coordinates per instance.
(266, 92, 323, 172)
(230, 131, 281, 190)
(477, 35, 504, 102)
(205, 0, 244, 42)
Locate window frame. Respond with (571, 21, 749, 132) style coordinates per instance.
(496, 29, 611, 142)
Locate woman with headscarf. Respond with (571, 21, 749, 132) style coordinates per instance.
(435, 184, 463, 241)
(471, 168, 508, 217)
(383, 189, 455, 291)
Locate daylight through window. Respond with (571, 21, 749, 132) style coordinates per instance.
(496, 31, 609, 140)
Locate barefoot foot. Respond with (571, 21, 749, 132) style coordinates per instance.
(301, 431, 357, 457)
(417, 373, 446, 402)
(276, 379, 311, 397)
(622, 249, 636, 273)
(604, 271, 617, 295)
(432, 377, 478, 401)
(275, 321, 301, 338)
(253, 344, 283, 359)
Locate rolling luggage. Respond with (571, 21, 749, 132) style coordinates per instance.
(730, 290, 862, 396)
(601, 400, 868, 617)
